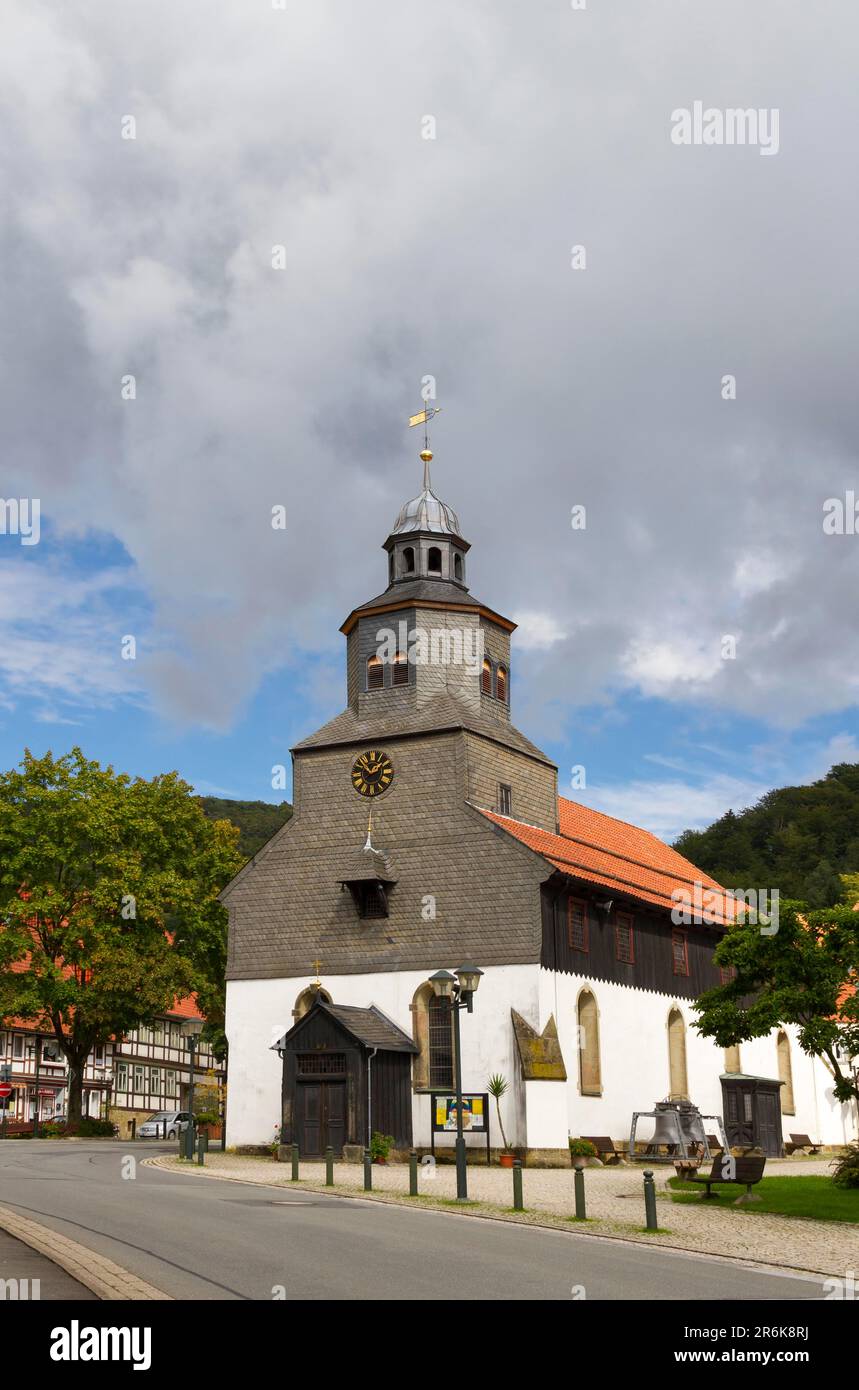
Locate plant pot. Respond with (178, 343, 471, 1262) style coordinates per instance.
(499, 1152, 515, 1168)
(372, 1156, 387, 1165)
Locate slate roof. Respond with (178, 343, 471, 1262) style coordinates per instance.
(274, 1001, 418, 1053)
(293, 692, 555, 765)
(335, 842, 397, 883)
(346, 578, 480, 617)
(479, 796, 739, 925)
(340, 578, 517, 636)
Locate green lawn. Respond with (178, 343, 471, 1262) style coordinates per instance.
(667, 1174, 859, 1223)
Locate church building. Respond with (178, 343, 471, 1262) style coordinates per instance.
(222, 445, 856, 1160)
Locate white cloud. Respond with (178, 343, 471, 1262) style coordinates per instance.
(581, 774, 768, 843)
(511, 611, 567, 651)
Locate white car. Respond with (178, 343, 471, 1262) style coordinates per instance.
(137, 1110, 193, 1139)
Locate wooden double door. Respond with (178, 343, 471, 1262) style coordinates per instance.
(295, 1079, 346, 1158)
(721, 1077, 783, 1156)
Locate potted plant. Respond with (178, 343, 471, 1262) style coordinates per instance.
(569, 1137, 598, 1168)
(487, 1074, 515, 1166)
(194, 1108, 220, 1139)
(369, 1131, 394, 1164)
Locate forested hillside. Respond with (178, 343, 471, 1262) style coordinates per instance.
(673, 763, 859, 907)
(198, 797, 292, 859)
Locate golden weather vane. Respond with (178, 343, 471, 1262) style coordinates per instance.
(408, 401, 442, 483)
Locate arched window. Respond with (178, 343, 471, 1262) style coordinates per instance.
(481, 658, 492, 695)
(411, 983, 453, 1090)
(453, 553, 463, 581)
(402, 546, 415, 574)
(392, 651, 409, 687)
(428, 995, 454, 1087)
(427, 546, 442, 574)
(496, 665, 507, 703)
(724, 1044, 741, 1074)
(367, 655, 383, 691)
(667, 1008, 688, 1100)
(293, 985, 332, 1021)
(388, 552, 394, 584)
(777, 1031, 795, 1114)
(577, 989, 602, 1095)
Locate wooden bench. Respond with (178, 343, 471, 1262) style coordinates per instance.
(785, 1133, 820, 1155)
(687, 1155, 766, 1204)
(581, 1136, 622, 1165)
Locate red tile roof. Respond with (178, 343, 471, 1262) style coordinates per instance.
(478, 796, 738, 925)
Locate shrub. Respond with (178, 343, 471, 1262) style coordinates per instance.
(369, 1131, 395, 1161)
(569, 1138, 598, 1158)
(46, 1117, 116, 1138)
(831, 1143, 859, 1189)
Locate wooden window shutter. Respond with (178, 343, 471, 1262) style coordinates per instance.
(671, 929, 689, 976)
(568, 898, 589, 952)
(615, 912, 635, 963)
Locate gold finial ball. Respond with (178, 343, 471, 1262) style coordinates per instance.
(420, 448, 433, 463)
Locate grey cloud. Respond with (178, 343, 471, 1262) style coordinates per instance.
(1, 0, 857, 733)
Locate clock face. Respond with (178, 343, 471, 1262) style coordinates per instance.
(351, 749, 394, 798)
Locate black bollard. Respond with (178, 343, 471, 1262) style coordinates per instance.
(643, 1169, 658, 1230)
(409, 1150, 418, 1196)
(291, 1142, 299, 1181)
(197, 1133, 205, 1166)
(363, 1149, 373, 1191)
(574, 1164, 586, 1219)
(512, 1158, 524, 1211)
(325, 1145, 334, 1186)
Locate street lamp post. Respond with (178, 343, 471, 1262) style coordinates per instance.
(429, 966, 483, 1201)
(181, 1018, 205, 1160)
(31, 1039, 42, 1140)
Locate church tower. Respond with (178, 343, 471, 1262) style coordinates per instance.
(339, 444, 519, 730)
(288, 435, 559, 834)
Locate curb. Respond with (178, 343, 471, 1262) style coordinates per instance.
(0, 1205, 172, 1301)
(145, 1156, 829, 1284)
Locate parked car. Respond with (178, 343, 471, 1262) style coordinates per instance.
(137, 1110, 194, 1139)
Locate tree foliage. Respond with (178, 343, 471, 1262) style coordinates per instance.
(197, 797, 292, 859)
(674, 762, 859, 899)
(693, 900, 859, 1106)
(0, 749, 243, 1118)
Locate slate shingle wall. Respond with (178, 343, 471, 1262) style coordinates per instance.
(463, 731, 558, 832)
(225, 726, 552, 981)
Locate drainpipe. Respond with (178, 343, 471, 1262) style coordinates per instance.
(367, 1047, 378, 1147)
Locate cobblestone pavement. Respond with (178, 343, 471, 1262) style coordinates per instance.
(155, 1153, 856, 1278)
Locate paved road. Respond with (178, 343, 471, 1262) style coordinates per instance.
(0, 1226, 97, 1300)
(0, 1141, 830, 1301)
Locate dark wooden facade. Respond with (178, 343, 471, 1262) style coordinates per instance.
(277, 1003, 415, 1158)
(540, 875, 725, 999)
